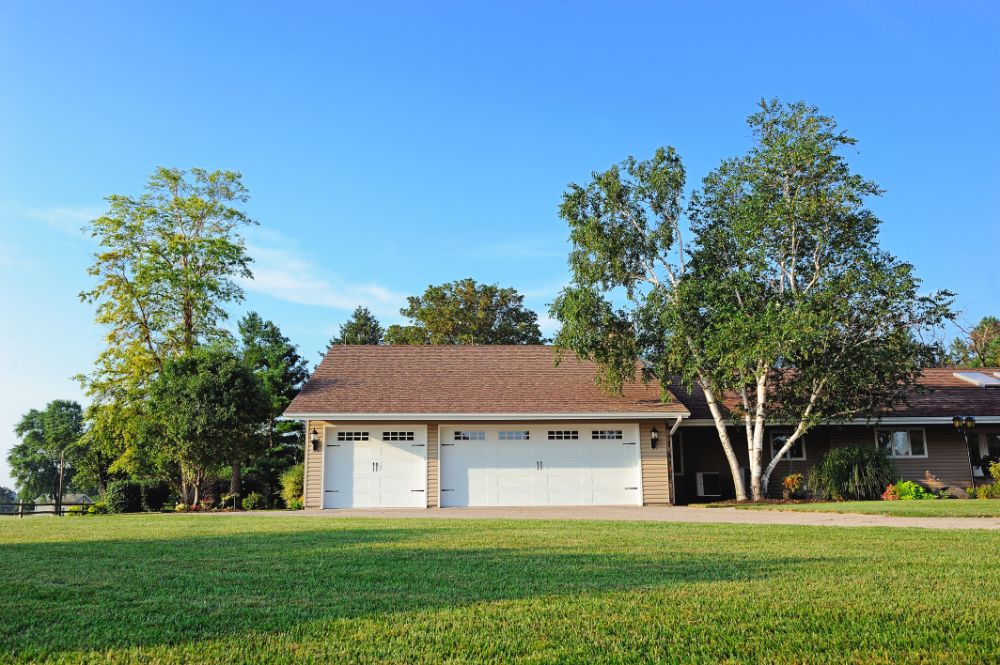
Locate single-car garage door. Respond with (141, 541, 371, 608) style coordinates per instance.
(323, 426, 427, 508)
(439, 424, 641, 507)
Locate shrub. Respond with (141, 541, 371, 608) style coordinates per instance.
(174, 502, 187, 512)
(991, 461, 1000, 484)
(782, 473, 804, 498)
(106, 480, 171, 513)
(242, 491, 263, 511)
(881, 484, 899, 501)
(280, 464, 304, 507)
(975, 482, 1000, 499)
(809, 445, 896, 501)
(67, 505, 86, 516)
(894, 480, 936, 500)
(287, 497, 304, 511)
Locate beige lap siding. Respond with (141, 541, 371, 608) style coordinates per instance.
(426, 423, 439, 508)
(640, 422, 671, 505)
(303, 420, 323, 509)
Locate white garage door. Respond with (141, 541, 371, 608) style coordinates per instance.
(323, 426, 427, 508)
(440, 425, 642, 507)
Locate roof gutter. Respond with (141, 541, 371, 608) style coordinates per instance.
(282, 412, 690, 422)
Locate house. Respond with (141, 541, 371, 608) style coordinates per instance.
(284, 345, 1000, 508)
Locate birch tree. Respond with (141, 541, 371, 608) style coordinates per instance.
(551, 99, 952, 501)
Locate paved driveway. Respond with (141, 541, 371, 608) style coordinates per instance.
(292, 505, 1000, 530)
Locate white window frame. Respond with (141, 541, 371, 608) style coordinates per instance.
(875, 428, 928, 459)
(696, 472, 721, 497)
(453, 430, 486, 441)
(498, 430, 530, 440)
(769, 431, 805, 461)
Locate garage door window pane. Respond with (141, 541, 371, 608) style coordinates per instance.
(592, 430, 623, 439)
(548, 430, 579, 440)
(337, 431, 369, 441)
(454, 431, 486, 440)
(499, 431, 530, 440)
(383, 431, 415, 441)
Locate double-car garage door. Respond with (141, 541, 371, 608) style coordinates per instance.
(323, 424, 642, 508)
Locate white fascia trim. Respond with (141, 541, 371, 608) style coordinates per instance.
(680, 416, 1000, 427)
(283, 412, 689, 422)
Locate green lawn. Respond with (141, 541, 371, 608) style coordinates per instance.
(1, 516, 998, 663)
(727, 499, 1000, 518)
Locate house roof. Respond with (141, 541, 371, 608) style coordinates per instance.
(33, 493, 93, 504)
(670, 368, 1000, 421)
(285, 345, 689, 418)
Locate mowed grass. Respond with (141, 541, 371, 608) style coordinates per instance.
(729, 499, 1000, 518)
(1, 516, 998, 664)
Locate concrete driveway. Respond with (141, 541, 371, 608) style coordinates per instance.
(291, 505, 1000, 530)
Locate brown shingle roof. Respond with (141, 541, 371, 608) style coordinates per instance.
(669, 368, 1000, 420)
(285, 345, 688, 417)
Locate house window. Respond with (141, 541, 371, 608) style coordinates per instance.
(499, 430, 530, 440)
(770, 432, 805, 461)
(382, 431, 415, 441)
(696, 472, 721, 497)
(336, 431, 369, 442)
(548, 430, 579, 440)
(592, 430, 623, 439)
(671, 434, 684, 476)
(876, 429, 927, 458)
(454, 431, 486, 441)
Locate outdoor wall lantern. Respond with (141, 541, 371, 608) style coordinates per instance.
(310, 428, 321, 452)
(650, 427, 659, 449)
(953, 416, 976, 432)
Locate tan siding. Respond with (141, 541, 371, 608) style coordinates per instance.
(303, 420, 323, 509)
(426, 423, 439, 508)
(640, 422, 671, 505)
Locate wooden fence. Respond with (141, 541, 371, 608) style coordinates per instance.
(0, 502, 94, 517)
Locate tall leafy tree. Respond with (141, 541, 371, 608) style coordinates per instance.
(238, 312, 310, 501)
(79, 167, 255, 477)
(325, 306, 384, 350)
(0, 486, 15, 512)
(948, 316, 1000, 366)
(8, 401, 85, 502)
(385, 279, 544, 345)
(552, 99, 952, 501)
(146, 345, 271, 505)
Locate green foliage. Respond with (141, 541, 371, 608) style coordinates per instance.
(328, 306, 384, 347)
(238, 312, 310, 501)
(279, 464, 304, 507)
(8, 400, 85, 500)
(287, 497, 304, 510)
(385, 279, 544, 345)
(88, 501, 110, 515)
(990, 461, 1000, 483)
(893, 481, 937, 501)
(551, 100, 952, 501)
(79, 167, 256, 478)
(0, 486, 14, 513)
(975, 483, 1000, 499)
(948, 316, 1000, 366)
(809, 446, 896, 501)
(146, 345, 271, 504)
(105, 479, 171, 513)
(241, 491, 263, 510)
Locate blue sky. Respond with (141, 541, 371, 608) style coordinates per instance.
(1, 1, 998, 488)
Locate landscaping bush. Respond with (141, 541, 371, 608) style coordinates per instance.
(280, 464, 304, 507)
(241, 491, 263, 511)
(88, 501, 111, 514)
(809, 445, 896, 501)
(975, 483, 1000, 499)
(287, 497, 304, 510)
(106, 480, 171, 513)
(67, 505, 86, 516)
(893, 480, 936, 500)
(782, 473, 804, 499)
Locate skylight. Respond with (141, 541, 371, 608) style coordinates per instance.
(953, 372, 1000, 388)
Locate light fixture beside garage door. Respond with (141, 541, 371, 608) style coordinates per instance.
(310, 428, 321, 452)
(650, 427, 659, 449)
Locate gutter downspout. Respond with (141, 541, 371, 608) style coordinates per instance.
(668, 416, 683, 505)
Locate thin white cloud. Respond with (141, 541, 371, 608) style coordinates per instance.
(24, 205, 103, 236)
(241, 230, 407, 318)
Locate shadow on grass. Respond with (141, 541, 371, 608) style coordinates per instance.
(0, 523, 814, 659)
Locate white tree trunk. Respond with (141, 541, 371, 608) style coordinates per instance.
(701, 380, 748, 501)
